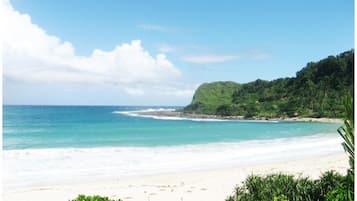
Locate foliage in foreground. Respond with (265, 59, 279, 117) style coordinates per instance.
(71, 194, 122, 201)
(225, 171, 354, 201)
(338, 96, 354, 173)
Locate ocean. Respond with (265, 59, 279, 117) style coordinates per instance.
(3, 105, 344, 189)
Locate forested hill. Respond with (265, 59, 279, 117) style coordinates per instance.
(183, 50, 354, 118)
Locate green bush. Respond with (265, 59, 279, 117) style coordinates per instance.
(71, 195, 122, 201)
(273, 195, 289, 201)
(226, 171, 353, 201)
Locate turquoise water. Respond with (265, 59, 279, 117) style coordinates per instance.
(3, 105, 340, 150)
(4, 105, 345, 189)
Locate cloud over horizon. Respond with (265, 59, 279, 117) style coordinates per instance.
(181, 51, 272, 64)
(3, 0, 195, 101)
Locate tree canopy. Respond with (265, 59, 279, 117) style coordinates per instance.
(184, 50, 354, 118)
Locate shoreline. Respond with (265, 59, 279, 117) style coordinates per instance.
(4, 109, 346, 201)
(133, 110, 343, 123)
(4, 153, 349, 201)
(4, 133, 344, 190)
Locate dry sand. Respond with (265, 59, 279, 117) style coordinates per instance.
(3, 153, 349, 201)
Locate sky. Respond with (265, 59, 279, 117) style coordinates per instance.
(2, 0, 354, 106)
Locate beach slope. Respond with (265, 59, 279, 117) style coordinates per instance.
(4, 153, 349, 201)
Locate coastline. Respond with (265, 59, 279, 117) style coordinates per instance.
(133, 110, 343, 123)
(4, 107, 347, 201)
(4, 153, 349, 201)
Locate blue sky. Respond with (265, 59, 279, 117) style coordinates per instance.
(3, 0, 354, 105)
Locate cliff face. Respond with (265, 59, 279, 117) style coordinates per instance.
(184, 50, 354, 118)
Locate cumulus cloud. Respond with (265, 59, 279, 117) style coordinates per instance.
(2, 0, 194, 99)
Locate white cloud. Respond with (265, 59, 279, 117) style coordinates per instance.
(181, 54, 239, 64)
(247, 52, 272, 60)
(182, 51, 272, 64)
(122, 87, 145, 96)
(137, 24, 170, 32)
(158, 44, 176, 53)
(122, 85, 195, 98)
(2, 0, 195, 100)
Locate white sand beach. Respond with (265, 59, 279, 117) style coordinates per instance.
(3, 153, 349, 201)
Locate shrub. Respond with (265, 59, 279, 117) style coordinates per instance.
(71, 195, 122, 201)
(226, 171, 352, 201)
(273, 195, 289, 201)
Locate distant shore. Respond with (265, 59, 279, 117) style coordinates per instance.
(134, 110, 343, 123)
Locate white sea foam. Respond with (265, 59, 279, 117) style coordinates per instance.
(112, 108, 176, 114)
(3, 133, 344, 190)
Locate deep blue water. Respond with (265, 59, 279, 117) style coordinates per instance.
(3, 105, 340, 150)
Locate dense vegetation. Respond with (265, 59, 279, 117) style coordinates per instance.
(184, 50, 354, 118)
(184, 81, 241, 114)
(225, 171, 354, 201)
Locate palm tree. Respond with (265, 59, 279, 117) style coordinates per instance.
(337, 96, 354, 172)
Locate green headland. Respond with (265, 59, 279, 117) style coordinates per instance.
(183, 50, 354, 119)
